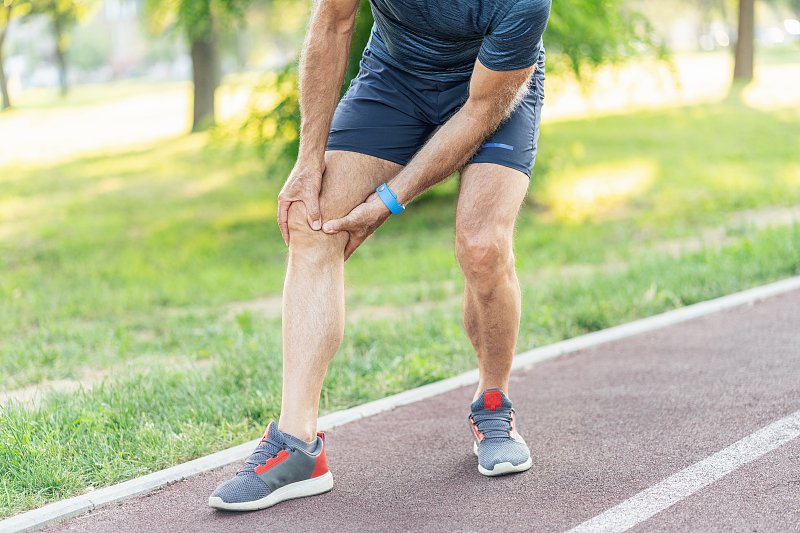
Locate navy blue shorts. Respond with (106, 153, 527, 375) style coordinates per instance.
(327, 49, 545, 177)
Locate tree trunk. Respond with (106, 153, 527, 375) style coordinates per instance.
(54, 18, 68, 96)
(190, 25, 220, 132)
(1, 4, 12, 110)
(733, 0, 754, 81)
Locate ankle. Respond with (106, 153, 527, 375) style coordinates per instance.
(282, 431, 320, 453)
(277, 419, 316, 443)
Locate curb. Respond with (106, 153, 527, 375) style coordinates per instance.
(3, 275, 799, 533)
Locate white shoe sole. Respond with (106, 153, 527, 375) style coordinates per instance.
(472, 440, 532, 476)
(478, 457, 533, 476)
(208, 471, 334, 511)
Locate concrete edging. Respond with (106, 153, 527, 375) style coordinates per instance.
(2, 275, 799, 533)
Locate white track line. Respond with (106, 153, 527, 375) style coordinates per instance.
(565, 409, 800, 533)
(2, 275, 800, 533)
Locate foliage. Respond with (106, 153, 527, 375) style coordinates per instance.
(1, 0, 32, 28)
(30, 0, 96, 49)
(145, 0, 253, 130)
(546, 0, 667, 77)
(222, 0, 372, 159)
(227, 61, 301, 160)
(28, 0, 98, 95)
(1, 0, 34, 108)
(780, 0, 800, 18)
(145, 0, 250, 41)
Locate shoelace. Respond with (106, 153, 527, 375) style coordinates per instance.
(471, 407, 514, 439)
(238, 433, 295, 475)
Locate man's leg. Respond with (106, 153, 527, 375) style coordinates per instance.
(278, 150, 402, 442)
(209, 150, 402, 510)
(455, 163, 529, 401)
(457, 162, 533, 476)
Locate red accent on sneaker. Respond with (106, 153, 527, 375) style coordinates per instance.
(311, 445, 329, 478)
(485, 391, 502, 411)
(470, 418, 484, 442)
(254, 449, 290, 475)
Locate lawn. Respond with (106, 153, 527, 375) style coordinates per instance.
(1, 88, 799, 516)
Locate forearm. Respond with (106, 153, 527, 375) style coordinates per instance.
(296, 2, 357, 169)
(388, 102, 505, 205)
(388, 62, 532, 205)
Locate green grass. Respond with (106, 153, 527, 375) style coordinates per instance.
(1, 95, 799, 517)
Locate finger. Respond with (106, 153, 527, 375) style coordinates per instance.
(322, 214, 350, 234)
(278, 200, 292, 246)
(344, 233, 363, 261)
(304, 194, 322, 231)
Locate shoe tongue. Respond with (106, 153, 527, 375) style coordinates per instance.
(470, 389, 512, 413)
(264, 422, 284, 445)
(240, 422, 284, 476)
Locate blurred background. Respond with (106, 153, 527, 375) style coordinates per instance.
(1, 0, 799, 519)
(0, 0, 798, 157)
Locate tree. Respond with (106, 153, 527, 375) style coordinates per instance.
(32, 0, 96, 96)
(0, 1, 16, 110)
(0, 0, 32, 110)
(146, 0, 251, 132)
(545, 0, 666, 78)
(733, 0, 755, 80)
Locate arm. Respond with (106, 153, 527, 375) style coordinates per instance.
(277, 0, 360, 245)
(322, 60, 535, 258)
(387, 60, 535, 205)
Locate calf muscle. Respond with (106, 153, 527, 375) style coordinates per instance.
(279, 150, 402, 442)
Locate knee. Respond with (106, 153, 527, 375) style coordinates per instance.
(286, 201, 314, 241)
(456, 228, 514, 287)
(287, 202, 345, 256)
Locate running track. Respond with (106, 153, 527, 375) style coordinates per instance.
(44, 290, 800, 533)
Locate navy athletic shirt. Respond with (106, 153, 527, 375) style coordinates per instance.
(365, 0, 552, 82)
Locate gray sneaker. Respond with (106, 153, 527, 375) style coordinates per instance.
(208, 422, 333, 511)
(469, 389, 532, 476)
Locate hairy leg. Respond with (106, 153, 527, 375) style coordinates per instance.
(279, 151, 402, 441)
(455, 163, 529, 402)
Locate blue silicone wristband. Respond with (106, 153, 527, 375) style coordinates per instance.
(376, 183, 405, 215)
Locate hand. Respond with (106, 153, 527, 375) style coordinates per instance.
(322, 192, 391, 260)
(277, 162, 325, 246)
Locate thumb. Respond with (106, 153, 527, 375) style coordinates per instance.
(322, 213, 354, 234)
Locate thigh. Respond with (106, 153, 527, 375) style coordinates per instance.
(315, 150, 403, 224)
(455, 163, 529, 239)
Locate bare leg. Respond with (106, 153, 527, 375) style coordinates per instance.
(278, 151, 402, 442)
(454, 163, 529, 402)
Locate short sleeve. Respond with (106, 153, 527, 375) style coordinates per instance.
(478, 0, 551, 72)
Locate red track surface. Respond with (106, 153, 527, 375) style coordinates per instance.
(46, 290, 800, 533)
